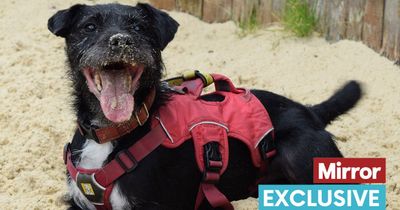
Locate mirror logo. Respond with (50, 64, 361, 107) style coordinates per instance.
(259, 158, 386, 210)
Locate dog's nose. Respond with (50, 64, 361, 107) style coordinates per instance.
(109, 33, 133, 48)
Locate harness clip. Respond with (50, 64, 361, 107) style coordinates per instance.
(115, 150, 138, 173)
(202, 142, 223, 183)
(204, 142, 222, 172)
(258, 133, 277, 160)
(76, 173, 106, 205)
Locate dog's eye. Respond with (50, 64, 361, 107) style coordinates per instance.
(84, 23, 97, 32)
(133, 25, 141, 31)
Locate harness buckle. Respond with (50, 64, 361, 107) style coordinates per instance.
(115, 150, 138, 173)
(134, 103, 149, 126)
(194, 70, 213, 87)
(258, 133, 276, 159)
(204, 142, 222, 171)
(202, 142, 222, 183)
(76, 173, 106, 205)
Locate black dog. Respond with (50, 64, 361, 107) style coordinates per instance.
(48, 3, 361, 210)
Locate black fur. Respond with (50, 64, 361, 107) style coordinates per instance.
(48, 3, 362, 210)
(311, 81, 362, 126)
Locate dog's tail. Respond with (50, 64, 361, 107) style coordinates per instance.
(311, 81, 362, 126)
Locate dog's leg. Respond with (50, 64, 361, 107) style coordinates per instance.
(65, 199, 83, 210)
(61, 190, 83, 210)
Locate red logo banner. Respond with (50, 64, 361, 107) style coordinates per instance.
(313, 158, 386, 183)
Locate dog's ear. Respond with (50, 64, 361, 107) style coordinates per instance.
(137, 3, 179, 50)
(48, 4, 84, 37)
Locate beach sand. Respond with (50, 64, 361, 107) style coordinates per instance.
(0, 0, 399, 209)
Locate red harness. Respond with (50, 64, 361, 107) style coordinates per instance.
(64, 73, 276, 210)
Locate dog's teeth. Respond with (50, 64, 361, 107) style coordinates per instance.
(126, 75, 132, 90)
(128, 80, 132, 91)
(94, 73, 101, 84)
(94, 73, 102, 91)
(96, 83, 102, 92)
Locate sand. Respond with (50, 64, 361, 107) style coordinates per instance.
(0, 0, 399, 209)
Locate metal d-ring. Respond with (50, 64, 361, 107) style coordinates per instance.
(76, 172, 106, 205)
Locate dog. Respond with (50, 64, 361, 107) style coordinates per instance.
(48, 3, 362, 210)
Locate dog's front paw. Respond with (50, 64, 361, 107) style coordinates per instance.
(60, 193, 82, 210)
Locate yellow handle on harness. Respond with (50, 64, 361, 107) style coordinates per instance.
(165, 70, 214, 87)
(182, 71, 197, 80)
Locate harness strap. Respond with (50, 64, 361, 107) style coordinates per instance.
(190, 124, 234, 210)
(195, 183, 234, 210)
(95, 124, 166, 186)
(64, 123, 167, 209)
(102, 185, 114, 210)
(248, 134, 277, 196)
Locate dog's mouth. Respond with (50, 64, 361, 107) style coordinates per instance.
(83, 62, 144, 123)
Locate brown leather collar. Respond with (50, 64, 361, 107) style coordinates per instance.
(77, 88, 157, 144)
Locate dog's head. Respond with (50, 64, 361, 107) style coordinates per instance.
(48, 3, 178, 124)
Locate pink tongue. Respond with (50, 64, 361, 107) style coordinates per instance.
(99, 70, 134, 123)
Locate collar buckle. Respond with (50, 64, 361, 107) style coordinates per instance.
(134, 103, 149, 126)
